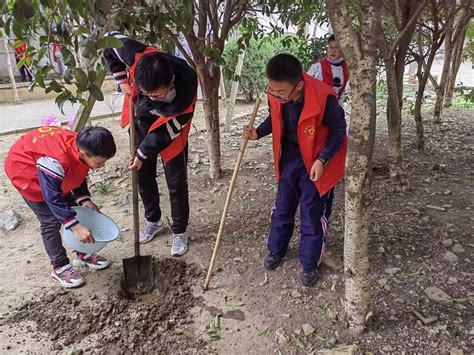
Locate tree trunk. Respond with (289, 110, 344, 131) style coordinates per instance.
(433, 5, 454, 123)
(225, 50, 246, 131)
(414, 58, 425, 151)
(384, 58, 409, 191)
(343, 62, 377, 334)
(196, 65, 223, 179)
(3, 37, 20, 103)
(327, 0, 379, 335)
(413, 27, 443, 151)
(444, 28, 466, 108)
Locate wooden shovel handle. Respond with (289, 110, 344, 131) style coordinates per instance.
(204, 98, 262, 290)
(128, 95, 141, 257)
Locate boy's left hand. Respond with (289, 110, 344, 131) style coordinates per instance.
(310, 159, 324, 181)
(82, 200, 101, 213)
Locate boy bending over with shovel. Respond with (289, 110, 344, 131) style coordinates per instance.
(4, 126, 116, 288)
(104, 32, 198, 256)
(243, 54, 347, 287)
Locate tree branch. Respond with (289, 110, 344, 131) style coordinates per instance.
(388, 0, 427, 58)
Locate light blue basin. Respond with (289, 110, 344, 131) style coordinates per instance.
(61, 207, 120, 254)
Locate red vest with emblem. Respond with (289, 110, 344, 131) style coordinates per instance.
(121, 47, 197, 163)
(4, 127, 90, 202)
(268, 74, 347, 196)
(319, 59, 349, 101)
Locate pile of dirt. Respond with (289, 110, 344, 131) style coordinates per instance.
(5, 258, 207, 353)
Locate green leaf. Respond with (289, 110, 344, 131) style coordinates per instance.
(226, 301, 244, 309)
(48, 80, 63, 93)
(19, 0, 34, 19)
(83, 41, 98, 59)
(213, 314, 221, 330)
(66, 0, 80, 11)
(209, 334, 221, 342)
(313, 334, 327, 342)
(55, 91, 72, 114)
(88, 83, 104, 101)
(61, 47, 76, 67)
(35, 71, 45, 87)
(13, 39, 25, 49)
(63, 67, 73, 84)
(290, 335, 306, 350)
(88, 70, 97, 82)
(258, 327, 268, 336)
(17, 58, 26, 69)
(96, 37, 124, 49)
(454, 298, 467, 304)
(95, 0, 110, 14)
(74, 67, 88, 89)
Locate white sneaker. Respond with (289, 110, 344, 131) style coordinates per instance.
(140, 219, 166, 244)
(51, 264, 85, 288)
(171, 233, 188, 256)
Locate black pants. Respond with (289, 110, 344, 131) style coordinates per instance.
(24, 196, 77, 269)
(136, 128, 189, 234)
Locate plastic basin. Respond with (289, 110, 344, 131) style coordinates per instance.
(61, 207, 120, 254)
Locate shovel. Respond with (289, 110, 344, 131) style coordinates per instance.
(123, 94, 154, 290)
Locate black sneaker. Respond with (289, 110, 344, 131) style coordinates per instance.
(264, 253, 284, 270)
(300, 267, 320, 287)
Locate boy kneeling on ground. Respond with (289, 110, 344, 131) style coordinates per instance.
(4, 126, 116, 288)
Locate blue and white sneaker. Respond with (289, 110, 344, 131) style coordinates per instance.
(171, 233, 188, 257)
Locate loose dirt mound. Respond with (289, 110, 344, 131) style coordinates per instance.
(5, 258, 207, 353)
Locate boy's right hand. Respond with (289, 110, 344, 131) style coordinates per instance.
(119, 82, 133, 96)
(71, 223, 95, 244)
(243, 125, 258, 140)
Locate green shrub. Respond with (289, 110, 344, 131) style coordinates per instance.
(223, 34, 330, 102)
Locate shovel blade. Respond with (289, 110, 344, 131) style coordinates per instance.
(122, 255, 154, 290)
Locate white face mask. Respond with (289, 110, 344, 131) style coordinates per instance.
(150, 87, 176, 103)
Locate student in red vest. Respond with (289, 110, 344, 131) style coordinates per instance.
(104, 32, 198, 256)
(243, 54, 347, 286)
(307, 35, 349, 106)
(4, 126, 116, 288)
(13, 37, 33, 82)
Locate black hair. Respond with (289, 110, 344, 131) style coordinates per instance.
(266, 53, 303, 84)
(134, 52, 173, 92)
(76, 126, 116, 159)
(328, 34, 336, 44)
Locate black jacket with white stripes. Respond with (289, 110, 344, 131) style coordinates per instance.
(103, 32, 198, 160)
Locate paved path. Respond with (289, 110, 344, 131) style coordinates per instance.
(0, 93, 123, 134)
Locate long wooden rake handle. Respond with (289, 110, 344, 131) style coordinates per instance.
(204, 98, 262, 291)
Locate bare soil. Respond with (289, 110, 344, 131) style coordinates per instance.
(0, 104, 472, 354)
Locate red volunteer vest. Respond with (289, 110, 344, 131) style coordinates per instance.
(121, 47, 197, 163)
(320, 59, 349, 101)
(268, 74, 347, 196)
(4, 127, 90, 202)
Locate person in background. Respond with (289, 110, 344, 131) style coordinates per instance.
(307, 35, 349, 106)
(52, 35, 67, 75)
(13, 37, 33, 82)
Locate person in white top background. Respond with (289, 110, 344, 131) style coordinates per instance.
(307, 35, 349, 107)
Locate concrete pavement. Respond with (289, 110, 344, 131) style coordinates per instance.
(0, 93, 123, 134)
